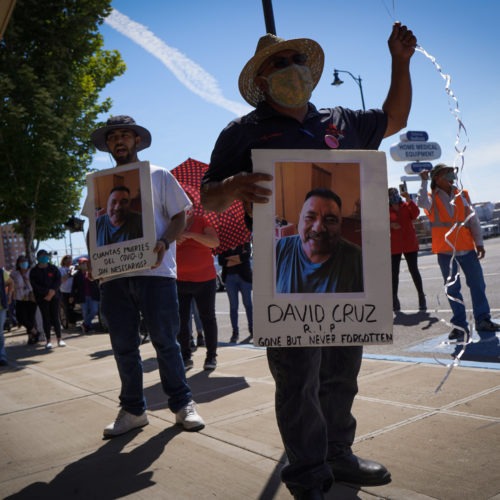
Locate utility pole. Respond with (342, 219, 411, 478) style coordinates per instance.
(261, 0, 276, 35)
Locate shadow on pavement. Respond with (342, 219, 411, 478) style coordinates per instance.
(89, 349, 114, 360)
(144, 370, 250, 409)
(2, 343, 54, 370)
(453, 331, 500, 363)
(393, 311, 440, 330)
(5, 426, 182, 499)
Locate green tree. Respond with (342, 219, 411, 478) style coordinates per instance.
(0, 0, 125, 258)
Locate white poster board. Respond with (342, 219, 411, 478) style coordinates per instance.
(86, 162, 157, 279)
(252, 149, 393, 347)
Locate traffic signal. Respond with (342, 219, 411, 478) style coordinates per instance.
(64, 216, 85, 233)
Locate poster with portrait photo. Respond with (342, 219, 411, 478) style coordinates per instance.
(252, 149, 393, 347)
(86, 161, 157, 279)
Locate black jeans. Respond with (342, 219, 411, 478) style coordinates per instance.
(60, 292, 76, 326)
(267, 345, 363, 494)
(15, 300, 37, 335)
(36, 297, 62, 342)
(177, 279, 218, 360)
(391, 251, 425, 299)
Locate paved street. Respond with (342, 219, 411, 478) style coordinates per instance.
(1, 237, 499, 499)
(212, 236, 500, 365)
(362, 236, 500, 365)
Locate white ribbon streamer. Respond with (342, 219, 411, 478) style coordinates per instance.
(414, 45, 472, 391)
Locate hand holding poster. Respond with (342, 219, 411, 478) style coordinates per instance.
(252, 149, 393, 347)
(86, 161, 157, 279)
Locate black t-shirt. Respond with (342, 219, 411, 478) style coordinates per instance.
(203, 101, 387, 184)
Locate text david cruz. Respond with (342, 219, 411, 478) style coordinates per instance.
(92, 242, 152, 277)
(258, 302, 393, 347)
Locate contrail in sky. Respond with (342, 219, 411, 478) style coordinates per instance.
(105, 9, 251, 117)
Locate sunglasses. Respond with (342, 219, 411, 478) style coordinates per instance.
(270, 53, 308, 69)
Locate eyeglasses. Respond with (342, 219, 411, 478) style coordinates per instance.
(271, 53, 308, 69)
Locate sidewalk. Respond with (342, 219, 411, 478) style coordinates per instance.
(1, 327, 499, 499)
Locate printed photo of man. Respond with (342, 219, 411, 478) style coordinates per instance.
(96, 185, 143, 247)
(276, 188, 363, 293)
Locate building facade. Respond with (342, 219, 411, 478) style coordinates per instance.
(0, 224, 26, 269)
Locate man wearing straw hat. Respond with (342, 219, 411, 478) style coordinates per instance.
(202, 23, 416, 499)
(86, 115, 205, 438)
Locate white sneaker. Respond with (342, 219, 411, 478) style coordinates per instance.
(175, 401, 205, 431)
(58, 339, 66, 347)
(45, 342, 53, 349)
(103, 409, 149, 438)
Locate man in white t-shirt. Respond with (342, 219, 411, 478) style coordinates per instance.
(86, 115, 205, 437)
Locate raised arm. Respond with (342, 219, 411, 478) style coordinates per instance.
(382, 22, 417, 138)
(416, 171, 432, 211)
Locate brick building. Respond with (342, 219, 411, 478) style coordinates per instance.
(0, 224, 26, 269)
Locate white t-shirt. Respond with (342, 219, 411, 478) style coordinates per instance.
(59, 266, 73, 293)
(82, 164, 191, 281)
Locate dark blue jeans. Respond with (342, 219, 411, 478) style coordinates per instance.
(224, 273, 253, 334)
(437, 250, 491, 329)
(177, 279, 218, 360)
(100, 276, 192, 415)
(267, 345, 363, 494)
(187, 301, 203, 336)
(81, 296, 99, 330)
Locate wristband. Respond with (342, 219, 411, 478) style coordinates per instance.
(159, 238, 170, 250)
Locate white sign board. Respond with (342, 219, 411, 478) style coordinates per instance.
(86, 162, 157, 279)
(390, 141, 441, 161)
(252, 149, 393, 348)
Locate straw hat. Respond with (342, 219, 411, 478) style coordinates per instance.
(91, 115, 152, 152)
(238, 34, 324, 107)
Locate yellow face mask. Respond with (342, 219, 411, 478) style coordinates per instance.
(265, 65, 313, 109)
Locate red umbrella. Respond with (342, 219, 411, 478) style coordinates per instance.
(171, 158, 252, 254)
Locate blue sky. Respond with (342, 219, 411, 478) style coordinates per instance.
(45, 0, 500, 256)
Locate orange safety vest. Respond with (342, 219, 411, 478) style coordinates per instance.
(425, 189, 475, 254)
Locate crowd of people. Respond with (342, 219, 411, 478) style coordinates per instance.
(0, 208, 254, 363)
(1, 19, 499, 500)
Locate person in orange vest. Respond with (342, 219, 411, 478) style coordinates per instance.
(417, 164, 499, 341)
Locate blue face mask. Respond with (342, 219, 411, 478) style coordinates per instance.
(37, 255, 50, 264)
(443, 172, 456, 182)
(20, 261, 29, 270)
(389, 194, 401, 205)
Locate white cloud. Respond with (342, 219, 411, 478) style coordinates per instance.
(105, 9, 251, 117)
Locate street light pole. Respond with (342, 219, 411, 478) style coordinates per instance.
(331, 69, 366, 111)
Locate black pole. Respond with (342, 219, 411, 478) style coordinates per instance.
(261, 0, 276, 35)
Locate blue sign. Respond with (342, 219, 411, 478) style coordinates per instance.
(404, 162, 433, 174)
(400, 131, 429, 142)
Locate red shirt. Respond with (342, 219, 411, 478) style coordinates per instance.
(389, 201, 420, 254)
(176, 215, 216, 282)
